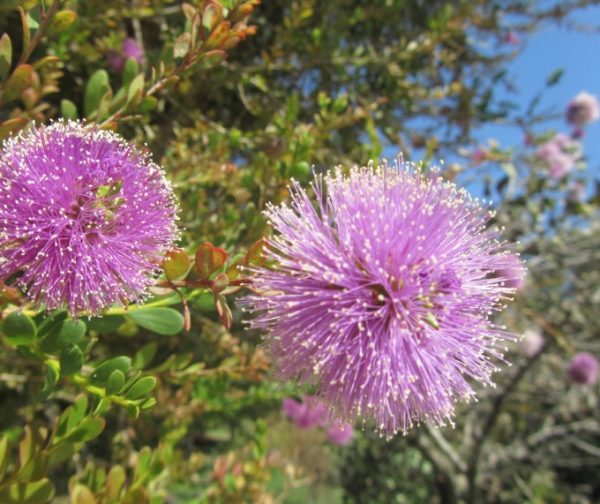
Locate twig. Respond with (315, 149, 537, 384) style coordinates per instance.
(18, 1, 62, 65)
(426, 424, 467, 473)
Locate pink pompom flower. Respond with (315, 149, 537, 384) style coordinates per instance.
(568, 353, 599, 385)
(246, 159, 525, 436)
(0, 121, 179, 315)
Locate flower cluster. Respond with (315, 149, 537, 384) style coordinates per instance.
(244, 160, 525, 436)
(566, 92, 600, 128)
(108, 37, 145, 73)
(519, 328, 544, 358)
(568, 352, 599, 385)
(282, 396, 354, 445)
(536, 133, 582, 180)
(0, 121, 179, 316)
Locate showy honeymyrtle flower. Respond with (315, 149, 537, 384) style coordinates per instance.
(536, 133, 581, 180)
(568, 353, 599, 385)
(244, 160, 525, 436)
(281, 396, 327, 429)
(470, 148, 487, 166)
(108, 37, 145, 73)
(282, 395, 354, 443)
(566, 92, 600, 127)
(0, 121, 179, 316)
(504, 31, 520, 45)
(495, 253, 526, 291)
(326, 422, 354, 445)
(519, 328, 544, 358)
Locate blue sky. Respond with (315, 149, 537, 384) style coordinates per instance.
(481, 5, 600, 171)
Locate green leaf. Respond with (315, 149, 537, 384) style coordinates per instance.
(106, 465, 126, 499)
(2, 312, 37, 346)
(202, 2, 223, 31)
(26, 13, 39, 30)
(60, 345, 84, 376)
(162, 248, 190, 280)
(70, 484, 96, 504)
(546, 68, 564, 87)
(47, 441, 75, 467)
(36, 311, 67, 337)
(93, 397, 111, 416)
(87, 315, 125, 335)
(40, 362, 59, 399)
(18, 8, 30, 58)
(0, 117, 29, 140)
(84, 70, 111, 118)
(215, 293, 232, 329)
(18, 422, 47, 471)
(105, 369, 125, 394)
(126, 73, 144, 107)
(193, 292, 216, 312)
(90, 356, 131, 386)
(3, 64, 33, 103)
(0, 478, 55, 504)
(0, 436, 9, 481)
(64, 417, 105, 443)
(0, 33, 12, 81)
(60, 99, 78, 119)
(127, 404, 140, 420)
(47, 10, 77, 35)
(195, 242, 228, 280)
(16, 452, 47, 483)
(244, 238, 266, 266)
(139, 95, 158, 113)
(55, 395, 88, 440)
(290, 161, 310, 179)
(132, 342, 158, 370)
(39, 319, 86, 354)
(129, 308, 184, 335)
(173, 32, 191, 59)
(122, 57, 139, 85)
(124, 376, 157, 401)
(133, 446, 152, 484)
(140, 397, 157, 411)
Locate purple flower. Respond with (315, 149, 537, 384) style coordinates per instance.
(568, 352, 599, 385)
(281, 396, 326, 429)
(470, 148, 487, 166)
(326, 422, 354, 445)
(519, 328, 544, 358)
(504, 31, 520, 45)
(244, 160, 525, 436)
(494, 253, 526, 291)
(0, 121, 179, 316)
(566, 92, 600, 127)
(108, 38, 144, 73)
(536, 133, 581, 180)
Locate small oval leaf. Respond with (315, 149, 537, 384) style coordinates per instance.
(0, 33, 12, 81)
(124, 376, 157, 401)
(60, 345, 84, 376)
(90, 356, 131, 386)
(2, 312, 37, 346)
(129, 308, 184, 335)
(105, 369, 125, 394)
(84, 69, 111, 118)
(3, 64, 33, 103)
(162, 248, 190, 280)
(48, 10, 78, 35)
(60, 98, 78, 119)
